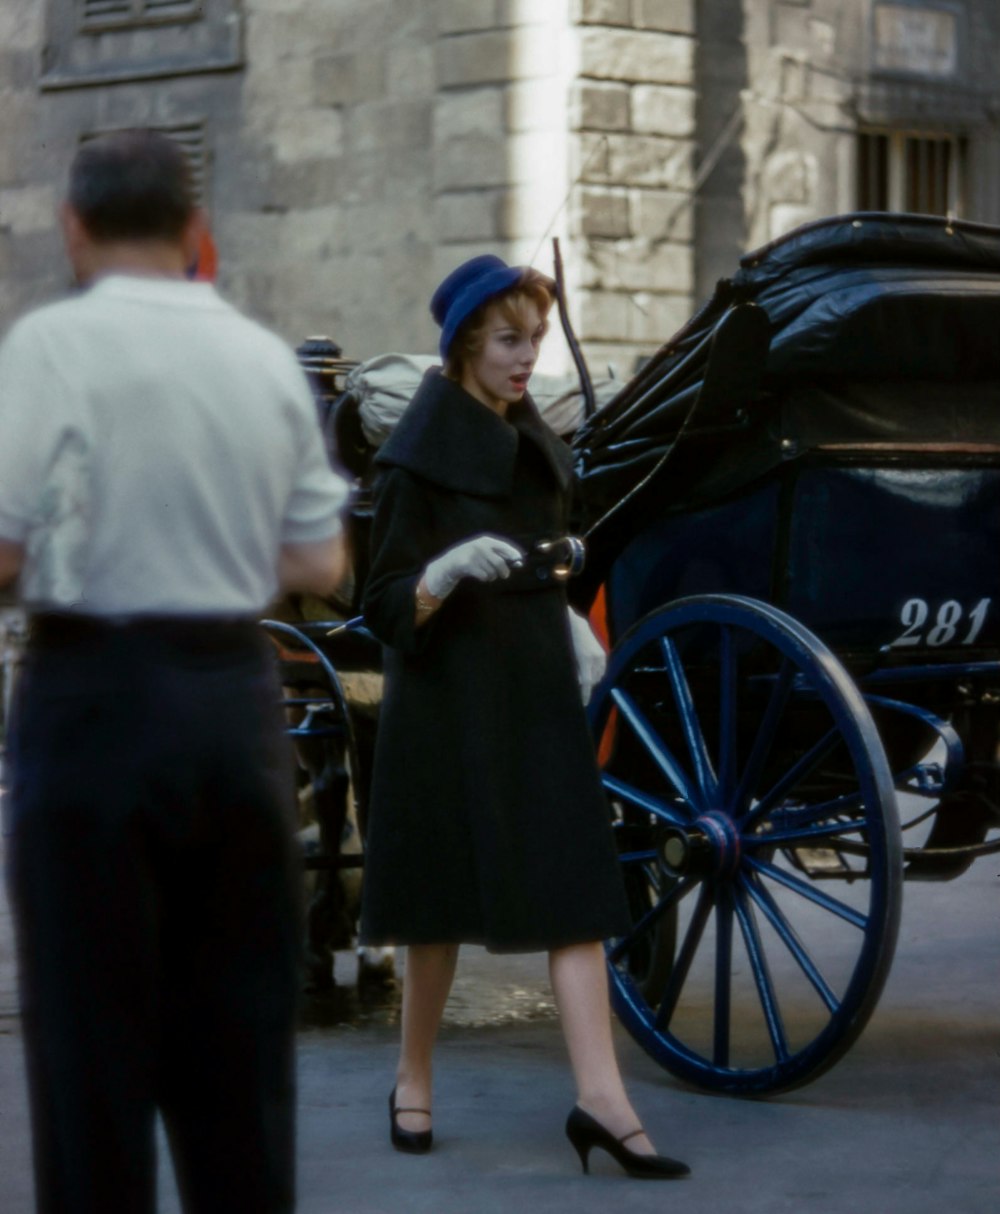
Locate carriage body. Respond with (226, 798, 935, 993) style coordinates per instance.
(570, 212, 1000, 1091)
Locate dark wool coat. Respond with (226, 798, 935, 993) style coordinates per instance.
(359, 369, 630, 952)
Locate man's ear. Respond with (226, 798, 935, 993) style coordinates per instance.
(0, 537, 24, 590)
(59, 201, 85, 256)
(59, 202, 95, 284)
(181, 208, 210, 278)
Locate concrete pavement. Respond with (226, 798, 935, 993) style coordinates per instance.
(1, 843, 998, 1214)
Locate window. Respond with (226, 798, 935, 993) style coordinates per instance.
(857, 129, 967, 217)
(80, 0, 201, 30)
(42, 0, 241, 90)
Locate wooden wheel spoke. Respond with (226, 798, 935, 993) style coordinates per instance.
(615, 848, 660, 864)
(654, 884, 714, 1029)
(661, 636, 718, 803)
(745, 814, 869, 849)
(733, 881, 790, 1065)
(743, 874, 840, 1013)
(608, 876, 695, 965)
(602, 772, 691, 827)
(745, 855, 868, 930)
(733, 659, 795, 816)
(742, 726, 843, 828)
(713, 890, 734, 1068)
(610, 687, 701, 810)
(717, 625, 738, 802)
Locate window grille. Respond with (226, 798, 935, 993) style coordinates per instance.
(167, 123, 208, 206)
(80, 123, 209, 207)
(857, 129, 966, 217)
(80, 0, 201, 30)
(81, 1, 131, 19)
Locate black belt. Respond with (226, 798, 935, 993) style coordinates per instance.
(28, 612, 261, 655)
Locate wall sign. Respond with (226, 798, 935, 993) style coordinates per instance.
(872, 3, 960, 77)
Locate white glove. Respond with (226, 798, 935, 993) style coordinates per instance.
(566, 606, 607, 704)
(423, 534, 526, 600)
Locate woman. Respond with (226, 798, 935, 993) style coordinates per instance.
(360, 254, 689, 1179)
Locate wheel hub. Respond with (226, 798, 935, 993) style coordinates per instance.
(659, 811, 742, 880)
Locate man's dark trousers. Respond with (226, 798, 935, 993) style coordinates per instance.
(4, 618, 302, 1214)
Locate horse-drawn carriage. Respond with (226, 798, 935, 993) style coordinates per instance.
(269, 211, 1000, 1095)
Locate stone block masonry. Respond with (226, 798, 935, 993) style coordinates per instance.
(568, 1, 697, 373)
(429, 2, 698, 374)
(432, 3, 576, 374)
(6, 0, 998, 386)
(0, 0, 696, 379)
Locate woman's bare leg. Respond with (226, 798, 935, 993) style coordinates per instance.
(549, 941, 655, 1154)
(394, 943, 459, 1132)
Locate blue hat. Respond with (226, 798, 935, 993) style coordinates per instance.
(430, 254, 524, 362)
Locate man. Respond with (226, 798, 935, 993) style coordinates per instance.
(0, 130, 348, 1213)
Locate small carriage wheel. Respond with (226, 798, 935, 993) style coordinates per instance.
(262, 619, 369, 990)
(260, 619, 369, 849)
(590, 594, 902, 1095)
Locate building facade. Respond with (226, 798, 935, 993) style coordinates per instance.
(1, 0, 998, 377)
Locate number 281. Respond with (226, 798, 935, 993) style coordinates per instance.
(890, 598, 992, 648)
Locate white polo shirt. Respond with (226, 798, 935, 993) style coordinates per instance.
(0, 275, 347, 616)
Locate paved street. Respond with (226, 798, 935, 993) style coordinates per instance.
(1, 840, 997, 1214)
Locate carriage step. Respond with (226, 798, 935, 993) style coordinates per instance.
(788, 846, 853, 877)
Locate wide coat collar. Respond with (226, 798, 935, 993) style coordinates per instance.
(374, 367, 573, 497)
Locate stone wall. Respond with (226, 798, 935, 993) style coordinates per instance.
(567, 0, 697, 376)
(0, 2, 585, 369)
(425, 0, 577, 373)
(0, 2, 62, 323)
(227, 0, 439, 355)
(2, 0, 998, 379)
(0, 0, 698, 376)
(743, 0, 866, 251)
(694, 0, 749, 304)
(221, 0, 579, 361)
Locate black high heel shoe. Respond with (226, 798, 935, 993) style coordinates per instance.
(565, 1106, 690, 1179)
(389, 1086, 433, 1154)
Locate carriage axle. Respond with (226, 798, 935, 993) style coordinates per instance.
(659, 811, 743, 880)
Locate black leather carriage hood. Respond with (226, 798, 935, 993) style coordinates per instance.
(374, 367, 573, 497)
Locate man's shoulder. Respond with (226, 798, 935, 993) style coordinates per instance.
(170, 286, 301, 371)
(0, 295, 85, 368)
(1, 282, 150, 353)
(218, 306, 299, 362)
(3, 291, 84, 336)
(0, 282, 304, 396)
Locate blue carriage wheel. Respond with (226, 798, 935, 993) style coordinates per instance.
(589, 594, 903, 1095)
